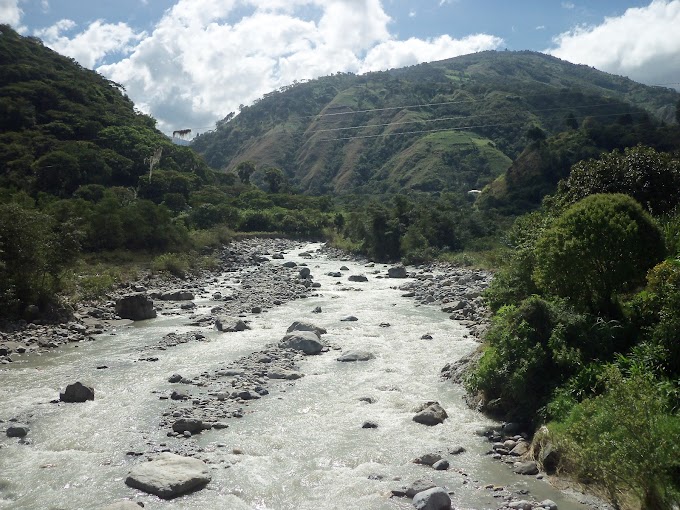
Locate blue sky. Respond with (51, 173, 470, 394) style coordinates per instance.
(3, 0, 678, 133)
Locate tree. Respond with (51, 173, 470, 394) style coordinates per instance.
(263, 166, 285, 193)
(236, 161, 256, 184)
(533, 193, 664, 314)
(526, 125, 546, 144)
(565, 112, 578, 130)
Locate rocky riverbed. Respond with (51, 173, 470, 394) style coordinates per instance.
(0, 240, 609, 510)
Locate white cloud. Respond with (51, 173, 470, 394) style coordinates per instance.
(35, 19, 145, 68)
(0, 0, 22, 26)
(536, 25, 546, 30)
(561, 1, 575, 9)
(548, 0, 680, 87)
(408, 9, 416, 17)
(35, 0, 501, 134)
(360, 33, 503, 73)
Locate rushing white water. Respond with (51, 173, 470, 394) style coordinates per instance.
(0, 244, 592, 510)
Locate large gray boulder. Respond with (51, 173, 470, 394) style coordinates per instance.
(215, 318, 250, 332)
(412, 487, 451, 510)
(172, 418, 203, 434)
(280, 331, 324, 355)
(115, 293, 156, 321)
(348, 274, 368, 282)
(513, 460, 539, 475)
(267, 368, 303, 380)
(124, 453, 211, 499)
(6, 424, 30, 438)
(388, 266, 408, 278)
(412, 402, 448, 426)
(286, 321, 326, 337)
(391, 479, 436, 498)
(337, 351, 375, 362)
(160, 290, 194, 301)
(60, 382, 95, 403)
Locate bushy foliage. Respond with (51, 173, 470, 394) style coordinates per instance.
(554, 146, 680, 215)
(559, 366, 680, 509)
(533, 193, 664, 313)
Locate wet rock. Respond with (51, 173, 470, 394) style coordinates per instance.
(413, 453, 442, 466)
(6, 424, 29, 438)
(432, 460, 449, 471)
(348, 275, 368, 282)
(280, 331, 324, 355)
(362, 421, 378, 429)
(286, 321, 326, 337)
(282, 261, 297, 268)
(510, 441, 530, 456)
(340, 265, 349, 271)
(160, 290, 195, 301)
(340, 315, 358, 322)
(267, 368, 303, 380)
(513, 461, 539, 475)
(60, 382, 95, 403)
(413, 402, 447, 426)
(539, 500, 558, 510)
(172, 418, 203, 434)
(507, 501, 533, 510)
(115, 293, 156, 321)
(215, 318, 250, 332)
(412, 487, 451, 510)
(421, 334, 433, 340)
(388, 266, 407, 278)
(168, 374, 182, 383)
(124, 453, 211, 499)
(392, 479, 436, 498)
(359, 397, 376, 403)
(337, 351, 375, 362)
(170, 390, 189, 400)
(312, 306, 322, 313)
(327, 271, 342, 277)
(299, 267, 311, 278)
(449, 445, 465, 455)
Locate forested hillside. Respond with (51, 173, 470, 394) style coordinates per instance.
(192, 50, 679, 196)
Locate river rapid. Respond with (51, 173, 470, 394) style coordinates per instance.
(0, 242, 593, 510)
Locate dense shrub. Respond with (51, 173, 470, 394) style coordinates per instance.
(533, 194, 664, 314)
(558, 366, 680, 509)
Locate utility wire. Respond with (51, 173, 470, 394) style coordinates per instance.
(309, 102, 625, 135)
(313, 110, 644, 142)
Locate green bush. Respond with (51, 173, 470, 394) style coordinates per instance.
(558, 366, 680, 509)
(467, 296, 594, 423)
(533, 193, 664, 314)
(152, 253, 190, 279)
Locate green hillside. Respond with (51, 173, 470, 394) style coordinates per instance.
(0, 24, 212, 199)
(192, 50, 679, 195)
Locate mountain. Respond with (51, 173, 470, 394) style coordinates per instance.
(0, 25, 212, 200)
(192, 50, 679, 195)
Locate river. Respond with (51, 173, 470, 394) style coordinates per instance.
(0, 243, 593, 510)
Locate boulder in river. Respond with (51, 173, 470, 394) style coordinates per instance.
(412, 487, 451, 510)
(160, 290, 194, 301)
(115, 293, 156, 321)
(124, 453, 211, 499)
(299, 267, 311, 279)
(286, 321, 327, 337)
(348, 274, 368, 282)
(60, 382, 95, 403)
(172, 418, 203, 434)
(280, 331, 324, 355)
(387, 266, 408, 278)
(267, 368, 303, 380)
(6, 423, 30, 437)
(513, 460, 539, 476)
(282, 261, 297, 268)
(391, 479, 436, 498)
(412, 402, 448, 426)
(340, 315, 358, 322)
(337, 351, 375, 362)
(215, 318, 250, 332)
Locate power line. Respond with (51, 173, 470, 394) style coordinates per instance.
(314, 110, 644, 142)
(308, 102, 624, 135)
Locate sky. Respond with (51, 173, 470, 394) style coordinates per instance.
(2, 0, 680, 135)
